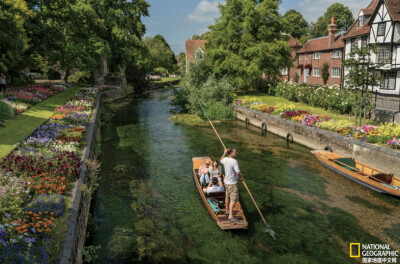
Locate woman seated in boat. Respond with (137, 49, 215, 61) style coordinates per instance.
(199, 161, 211, 185)
(209, 160, 222, 182)
(203, 177, 224, 194)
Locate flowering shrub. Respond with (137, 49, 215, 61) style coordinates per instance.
(3, 101, 30, 113)
(269, 82, 358, 114)
(280, 110, 310, 120)
(26, 173, 69, 195)
(0, 172, 30, 217)
(14, 211, 56, 235)
(50, 141, 80, 153)
(25, 194, 64, 217)
(388, 137, 400, 149)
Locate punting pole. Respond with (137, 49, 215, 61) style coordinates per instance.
(198, 102, 276, 239)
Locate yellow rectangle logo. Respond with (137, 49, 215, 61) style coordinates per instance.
(350, 243, 360, 258)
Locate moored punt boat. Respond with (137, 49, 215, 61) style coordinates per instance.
(192, 157, 248, 230)
(311, 150, 400, 197)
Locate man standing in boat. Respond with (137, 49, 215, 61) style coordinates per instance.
(221, 147, 244, 223)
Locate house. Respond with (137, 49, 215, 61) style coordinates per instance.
(343, 0, 400, 122)
(280, 37, 302, 82)
(185, 40, 207, 73)
(296, 18, 344, 87)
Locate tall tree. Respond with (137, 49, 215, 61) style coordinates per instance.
(0, 0, 34, 83)
(206, 0, 292, 90)
(282, 9, 308, 40)
(144, 36, 175, 72)
(313, 3, 354, 38)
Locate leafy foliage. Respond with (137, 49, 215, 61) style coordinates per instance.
(313, 3, 354, 37)
(282, 10, 309, 40)
(321, 63, 330, 85)
(0, 101, 14, 121)
(144, 35, 176, 73)
(206, 0, 292, 91)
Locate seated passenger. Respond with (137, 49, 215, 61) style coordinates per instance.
(203, 177, 224, 194)
(199, 161, 211, 185)
(209, 160, 222, 182)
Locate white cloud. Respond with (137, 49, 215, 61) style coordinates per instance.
(186, 0, 221, 23)
(295, 0, 372, 23)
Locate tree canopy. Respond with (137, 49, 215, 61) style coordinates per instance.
(282, 9, 309, 40)
(144, 35, 176, 73)
(313, 3, 354, 37)
(206, 0, 292, 90)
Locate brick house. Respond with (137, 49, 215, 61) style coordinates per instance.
(295, 18, 344, 87)
(343, 0, 400, 121)
(185, 39, 207, 73)
(280, 37, 302, 82)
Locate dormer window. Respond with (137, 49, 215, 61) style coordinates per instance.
(359, 15, 365, 27)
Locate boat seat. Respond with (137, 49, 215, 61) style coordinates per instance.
(371, 173, 393, 184)
(334, 158, 360, 172)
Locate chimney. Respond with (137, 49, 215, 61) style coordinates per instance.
(328, 16, 337, 48)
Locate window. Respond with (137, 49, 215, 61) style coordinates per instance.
(305, 54, 308, 60)
(377, 46, 392, 63)
(298, 68, 302, 76)
(313, 52, 321, 59)
(332, 67, 340, 78)
(359, 15, 365, 27)
(361, 37, 368, 48)
(380, 71, 396, 90)
(332, 50, 341, 58)
(377, 23, 386, 36)
(351, 38, 357, 53)
(195, 48, 204, 60)
(281, 68, 288, 76)
(313, 68, 320, 77)
(299, 55, 302, 60)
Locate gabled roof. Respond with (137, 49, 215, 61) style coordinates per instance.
(298, 34, 344, 53)
(287, 36, 302, 48)
(386, 0, 400, 22)
(185, 40, 207, 60)
(343, 0, 379, 40)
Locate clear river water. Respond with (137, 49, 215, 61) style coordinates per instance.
(89, 88, 400, 264)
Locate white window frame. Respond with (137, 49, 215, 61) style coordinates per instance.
(305, 53, 308, 60)
(377, 46, 391, 64)
(359, 15, 364, 27)
(281, 67, 288, 76)
(299, 54, 302, 60)
(351, 38, 357, 53)
(313, 68, 320, 77)
(331, 50, 341, 58)
(297, 68, 302, 76)
(332, 67, 340, 78)
(361, 37, 368, 48)
(313, 52, 321, 60)
(380, 71, 396, 90)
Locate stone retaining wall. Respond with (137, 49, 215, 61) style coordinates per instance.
(60, 87, 124, 264)
(232, 105, 400, 178)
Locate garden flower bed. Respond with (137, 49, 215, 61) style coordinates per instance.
(236, 98, 400, 150)
(1, 84, 69, 115)
(0, 87, 99, 263)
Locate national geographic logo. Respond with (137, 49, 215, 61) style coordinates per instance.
(350, 243, 399, 263)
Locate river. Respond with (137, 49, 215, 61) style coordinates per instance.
(88, 88, 400, 264)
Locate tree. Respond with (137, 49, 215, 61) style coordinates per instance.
(206, 0, 292, 91)
(191, 32, 210, 40)
(343, 45, 385, 126)
(144, 36, 175, 73)
(0, 0, 34, 83)
(321, 63, 329, 85)
(282, 10, 308, 40)
(313, 3, 354, 38)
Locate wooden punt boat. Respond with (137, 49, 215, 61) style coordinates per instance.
(192, 157, 248, 230)
(311, 150, 400, 197)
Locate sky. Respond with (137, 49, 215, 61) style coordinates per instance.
(142, 0, 372, 55)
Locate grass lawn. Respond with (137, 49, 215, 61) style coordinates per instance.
(237, 92, 379, 125)
(152, 77, 180, 83)
(0, 85, 81, 158)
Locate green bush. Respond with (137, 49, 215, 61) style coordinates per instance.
(206, 102, 235, 120)
(154, 67, 168, 75)
(0, 101, 14, 121)
(270, 81, 359, 114)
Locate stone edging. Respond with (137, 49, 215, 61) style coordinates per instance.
(60, 87, 123, 264)
(232, 105, 400, 177)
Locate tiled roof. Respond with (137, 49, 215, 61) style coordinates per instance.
(298, 34, 344, 53)
(287, 37, 302, 48)
(386, 0, 400, 22)
(343, 0, 379, 40)
(185, 40, 207, 61)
